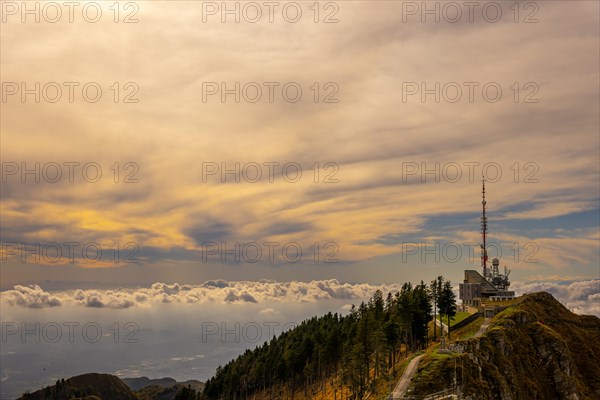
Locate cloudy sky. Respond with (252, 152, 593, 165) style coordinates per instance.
(1, 0, 598, 287)
(0, 0, 599, 395)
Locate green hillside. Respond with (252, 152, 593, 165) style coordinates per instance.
(201, 277, 459, 399)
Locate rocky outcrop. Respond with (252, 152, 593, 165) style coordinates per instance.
(411, 292, 600, 400)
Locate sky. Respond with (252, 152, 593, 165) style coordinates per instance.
(0, 0, 599, 397)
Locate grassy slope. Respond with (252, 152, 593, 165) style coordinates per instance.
(437, 311, 471, 327)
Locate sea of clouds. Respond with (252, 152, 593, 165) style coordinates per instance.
(1, 279, 598, 316)
(0, 279, 404, 310)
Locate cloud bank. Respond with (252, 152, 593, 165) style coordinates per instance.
(1, 279, 404, 309)
(2, 284, 63, 308)
(2, 279, 598, 316)
(1, 1, 598, 284)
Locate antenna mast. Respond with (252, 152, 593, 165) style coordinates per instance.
(481, 178, 488, 279)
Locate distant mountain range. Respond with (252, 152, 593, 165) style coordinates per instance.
(122, 377, 203, 392)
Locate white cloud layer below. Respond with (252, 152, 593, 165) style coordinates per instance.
(1, 279, 403, 309)
(2, 279, 598, 316)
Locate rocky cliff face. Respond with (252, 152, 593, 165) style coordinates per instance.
(411, 292, 600, 400)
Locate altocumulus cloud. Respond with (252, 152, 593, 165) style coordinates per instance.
(2, 280, 598, 315)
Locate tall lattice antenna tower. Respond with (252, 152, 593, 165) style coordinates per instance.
(481, 178, 489, 279)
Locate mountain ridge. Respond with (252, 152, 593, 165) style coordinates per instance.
(409, 292, 600, 399)
(17, 374, 203, 400)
